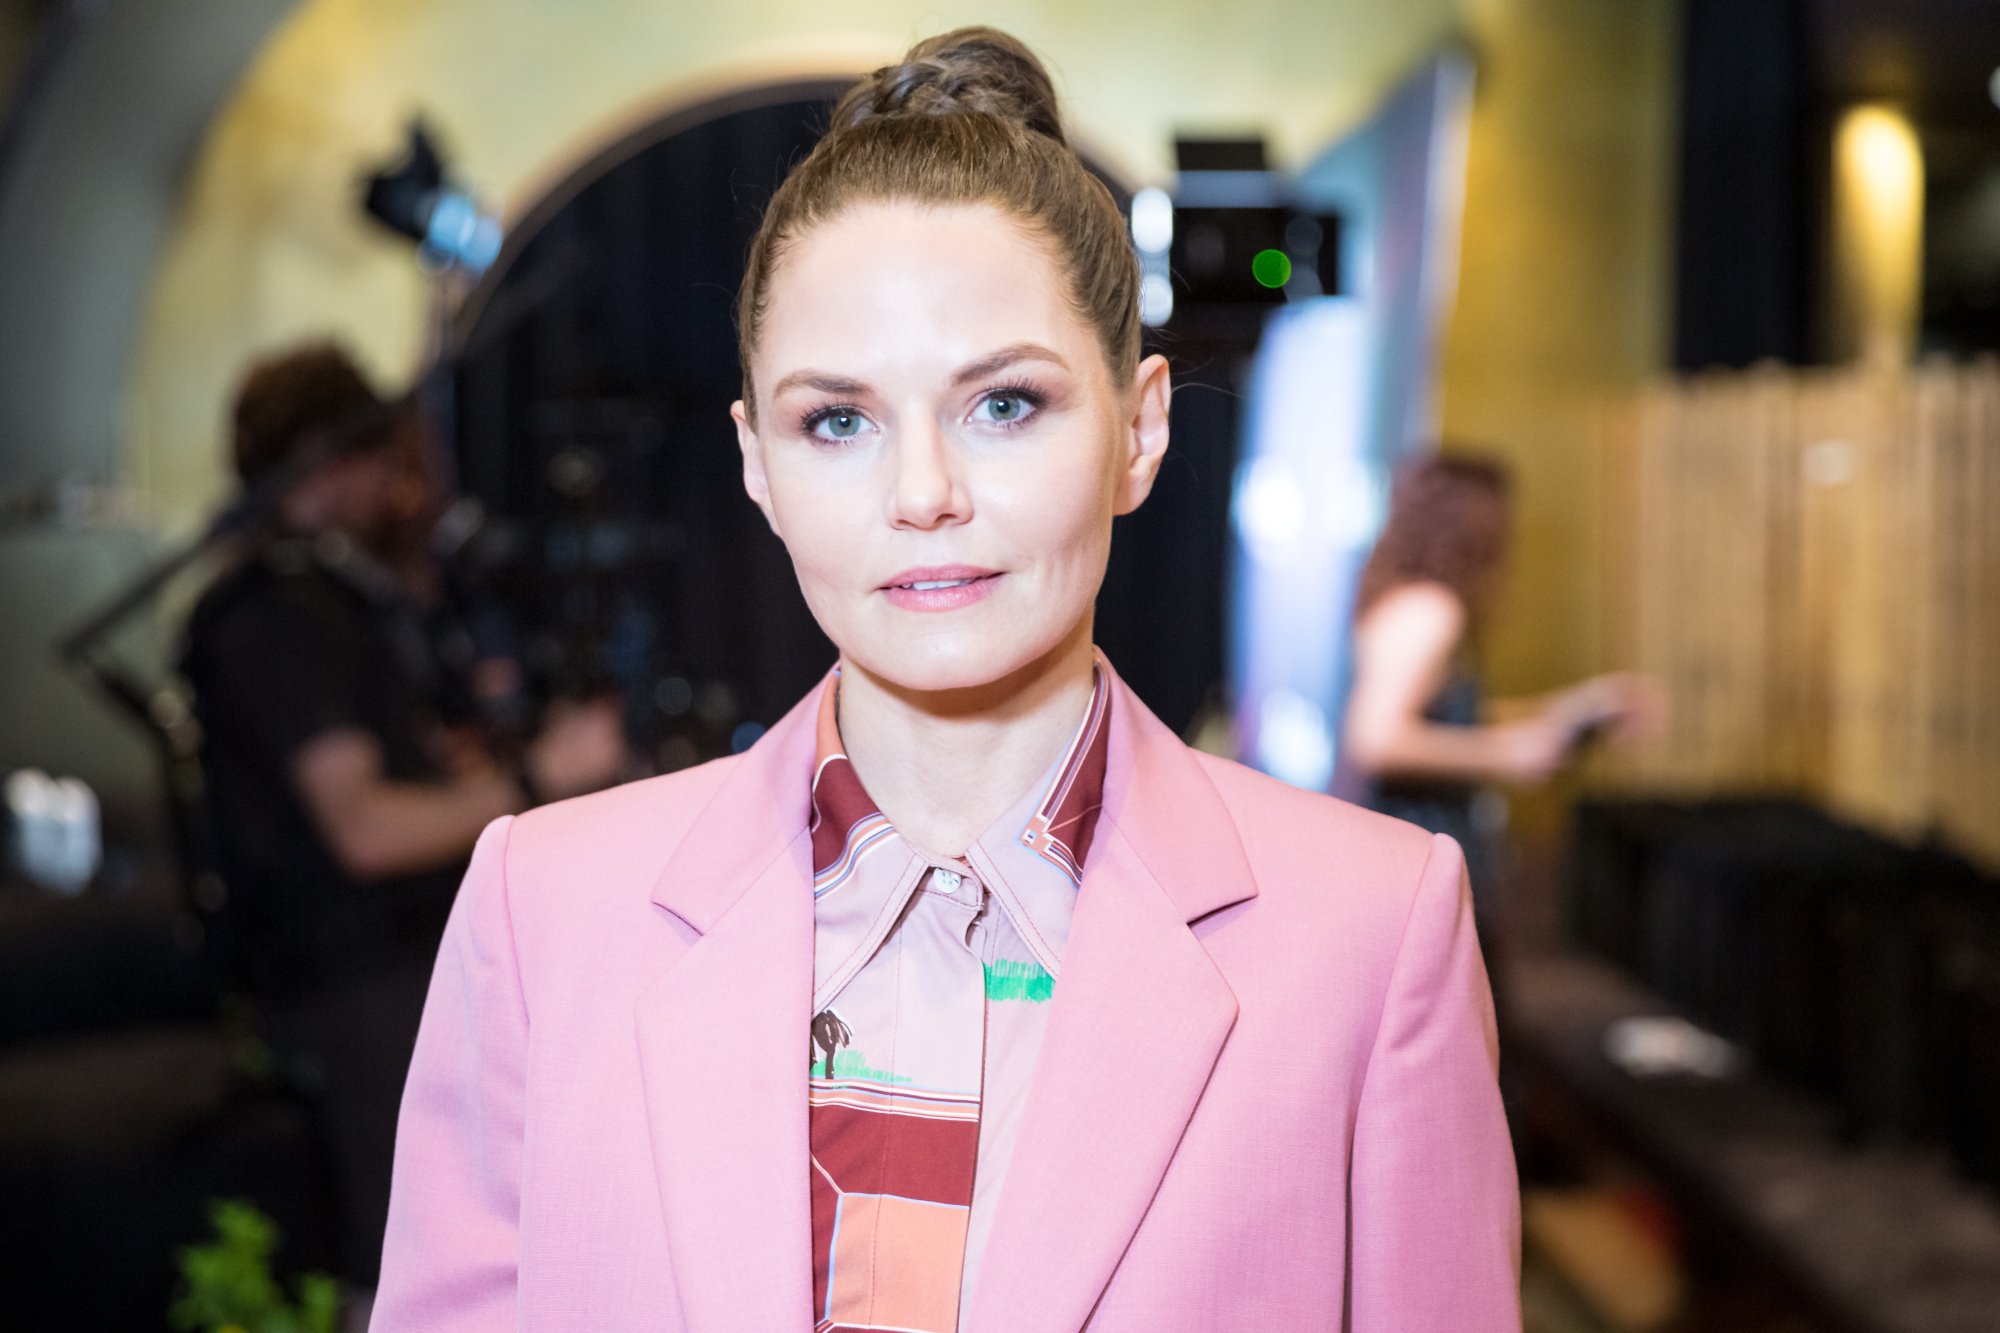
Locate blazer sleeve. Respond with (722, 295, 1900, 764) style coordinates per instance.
(1347, 832, 1522, 1332)
(372, 816, 527, 1330)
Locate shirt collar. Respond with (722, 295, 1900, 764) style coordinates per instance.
(807, 654, 1113, 893)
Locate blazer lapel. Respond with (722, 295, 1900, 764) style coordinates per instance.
(635, 684, 824, 1332)
(966, 664, 1259, 1330)
(632, 660, 1259, 1331)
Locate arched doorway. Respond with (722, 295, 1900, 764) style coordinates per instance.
(444, 83, 849, 754)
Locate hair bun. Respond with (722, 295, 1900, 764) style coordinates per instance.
(832, 26, 1066, 145)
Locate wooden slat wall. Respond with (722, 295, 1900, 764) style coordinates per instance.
(1596, 358, 2000, 868)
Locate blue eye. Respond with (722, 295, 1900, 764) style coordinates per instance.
(804, 408, 870, 443)
(973, 387, 1043, 428)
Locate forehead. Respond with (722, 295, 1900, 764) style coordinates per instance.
(756, 201, 1096, 385)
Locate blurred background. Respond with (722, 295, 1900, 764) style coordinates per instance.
(0, 0, 1996, 1329)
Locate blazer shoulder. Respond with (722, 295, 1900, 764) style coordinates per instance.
(1194, 750, 1438, 873)
(1190, 750, 1457, 942)
(499, 754, 742, 907)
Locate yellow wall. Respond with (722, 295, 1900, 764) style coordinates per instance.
(128, 0, 1462, 525)
(1439, 0, 1678, 713)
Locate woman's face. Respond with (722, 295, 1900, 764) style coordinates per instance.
(733, 201, 1171, 694)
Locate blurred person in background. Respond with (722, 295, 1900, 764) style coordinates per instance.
(1342, 453, 1662, 935)
(180, 343, 626, 1312)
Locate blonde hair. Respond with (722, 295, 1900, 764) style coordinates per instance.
(735, 27, 1140, 420)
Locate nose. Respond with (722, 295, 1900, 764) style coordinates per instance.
(889, 418, 971, 530)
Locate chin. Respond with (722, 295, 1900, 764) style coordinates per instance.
(841, 619, 1075, 697)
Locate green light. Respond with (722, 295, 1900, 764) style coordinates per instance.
(1251, 248, 1292, 289)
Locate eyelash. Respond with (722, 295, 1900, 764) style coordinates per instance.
(796, 404, 866, 441)
(795, 384, 1048, 443)
(976, 384, 1047, 431)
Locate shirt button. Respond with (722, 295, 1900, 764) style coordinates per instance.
(932, 868, 963, 894)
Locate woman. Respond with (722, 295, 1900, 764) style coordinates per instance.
(374, 29, 1519, 1332)
(1343, 454, 1659, 912)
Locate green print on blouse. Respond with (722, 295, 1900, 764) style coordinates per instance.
(825, 1049, 912, 1084)
(985, 959, 1055, 1003)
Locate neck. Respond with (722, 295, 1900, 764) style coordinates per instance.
(834, 618, 1097, 857)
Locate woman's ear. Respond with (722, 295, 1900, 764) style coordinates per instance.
(732, 399, 780, 535)
(1113, 353, 1172, 516)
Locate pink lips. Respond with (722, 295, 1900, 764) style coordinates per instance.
(879, 564, 1003, 612)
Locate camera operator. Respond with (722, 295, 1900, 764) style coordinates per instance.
(180, 342, 625, 1304)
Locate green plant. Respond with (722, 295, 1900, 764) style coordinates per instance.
(170, 1199, 341, 1333)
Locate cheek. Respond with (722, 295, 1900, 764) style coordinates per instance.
(766, 467, 866, 586)
(991, 444, 1117, 576)
(1036, 486, 1112, 572)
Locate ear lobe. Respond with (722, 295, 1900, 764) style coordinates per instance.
(1113, 353, 1172, 516)
(732, 399, 780, 534)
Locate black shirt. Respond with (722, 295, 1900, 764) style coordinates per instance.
(182, 536, 461, 1001)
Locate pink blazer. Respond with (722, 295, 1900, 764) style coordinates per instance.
(372, 661, 1521, 1331)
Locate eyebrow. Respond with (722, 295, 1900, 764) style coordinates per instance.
(951, 341, 1070, 386)
(767, 342, 1070, 400)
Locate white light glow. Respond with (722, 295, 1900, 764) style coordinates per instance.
(1255, 690, 1335, 792)
(1130, 187, 1174, 254)
(1232, 455, 1308, 564)
(1323, 453, 1386, 551)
